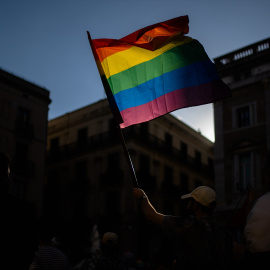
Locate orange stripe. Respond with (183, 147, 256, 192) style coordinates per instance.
(95, 43, 132, 63)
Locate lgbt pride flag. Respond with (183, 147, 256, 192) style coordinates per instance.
(89, 15, 231, 128)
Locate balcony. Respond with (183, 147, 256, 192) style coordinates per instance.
(214, 38, 270, 74)
(46, 127, 214, 177)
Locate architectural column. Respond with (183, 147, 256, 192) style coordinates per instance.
(264, 78, 270, 150)
(214, 101, 226, 205)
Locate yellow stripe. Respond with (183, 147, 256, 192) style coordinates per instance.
(101, 36, 193, 78)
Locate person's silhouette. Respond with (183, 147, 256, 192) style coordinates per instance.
(0, 150, 37, 270)
(29, 217, 71, 270)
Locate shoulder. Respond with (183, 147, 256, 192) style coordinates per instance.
(253, 192, 270, 211)
(246, 192, 270, 224)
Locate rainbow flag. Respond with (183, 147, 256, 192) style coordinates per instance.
(89, 15, 231, 128)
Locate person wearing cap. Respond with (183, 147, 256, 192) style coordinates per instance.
(95, 232, 127, 270)
(133, 186, 233, 270)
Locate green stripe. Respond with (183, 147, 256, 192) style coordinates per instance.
(108, 40, 209, 95)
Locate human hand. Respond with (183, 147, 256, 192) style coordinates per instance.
(132, 188, 147, 200)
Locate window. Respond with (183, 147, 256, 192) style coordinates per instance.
(207, 157, 214, 175)
(234, 70, 251, 81)
(14, 142, 29, 167)
(0, 136, 9, 152)
(180, 142, 188, 161)
(139, 154, 150, 175)
(195, 150, 201, 166)
(17, 107, 30, 124)
(109, 119, 118, 136)
(77, 127, 87, 148)
(180, 172, 189, 193)
(16, 107, 32, 135)
(75, 161, 87, 180)
(233, 103, 256, 129)
(15, 142, 28, 161)
(164, 165, 173, 185)
(153, 160, 160, 179)
(165, 133, 172, 151)
(237, 106, 250, 127)
(50, 137, 59, 154)
(208, 157, 213, 169)
(108, 152, 120, 173)
(140, 122, 148, 136)
(0, 99, 11, 119)
(94, 157, 103, 181)
(234, 152, 254, 192)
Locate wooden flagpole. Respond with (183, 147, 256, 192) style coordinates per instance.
(87, 31, 139, 188)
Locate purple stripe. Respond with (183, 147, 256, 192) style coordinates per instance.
(119, 80, 230, 128)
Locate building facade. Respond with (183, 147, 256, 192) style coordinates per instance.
(46, 98, 214, 259)
(213, 38, 270, 217)
(0, 68, 51, 217)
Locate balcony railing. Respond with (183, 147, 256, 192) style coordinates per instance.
(214, 38, 270, 70)
(47, 126, 213, 177)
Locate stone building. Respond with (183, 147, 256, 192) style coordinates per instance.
(0, 68, 51, 217)
(46, 98, 214, 260)
(213, 38, 270, 220)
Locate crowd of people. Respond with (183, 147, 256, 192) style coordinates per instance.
(1, 149, 270, 269)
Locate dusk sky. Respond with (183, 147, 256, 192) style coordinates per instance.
(1, 0, 270, 142)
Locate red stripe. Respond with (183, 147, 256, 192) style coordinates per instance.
(121, 15, 189, 44)
(119, 80, 231, 128)
(92, 15, 189, 61)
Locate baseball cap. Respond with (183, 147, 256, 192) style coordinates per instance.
(101, 232, 118, 246)
(181, 186, 216, 208)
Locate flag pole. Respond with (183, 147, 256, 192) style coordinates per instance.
(87, 31, 139, 188)
(116, 125, 139, 188)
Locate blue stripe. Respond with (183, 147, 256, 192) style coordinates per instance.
(114, 60, 219, 112)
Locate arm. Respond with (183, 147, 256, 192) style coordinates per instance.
(133, 188, 164, 226)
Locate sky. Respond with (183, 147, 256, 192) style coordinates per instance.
(1, 0, 270, 142)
